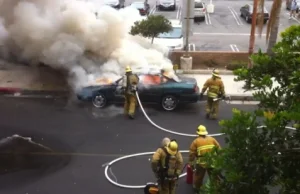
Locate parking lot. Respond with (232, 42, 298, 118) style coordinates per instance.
(139, 0, 300, 51)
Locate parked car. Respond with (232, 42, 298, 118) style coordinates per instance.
(194, 0, 206, 22)
(156, 0, 176, 11)
(154, 19, 183, 50)
(240, 4, 269, 24)
(104, 0, 125, 9)
(286, 0, 300, 11)
(130, 1, 150, 15)
(76, 72, 200, 111)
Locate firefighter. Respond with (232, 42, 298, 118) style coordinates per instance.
(188, 125, 221, 194)
(151, 139, 183, 194)
(122, 66, 139, 119)
(199, 69, 225, 120)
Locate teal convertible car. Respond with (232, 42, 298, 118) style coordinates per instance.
(77, 72, 200, 111)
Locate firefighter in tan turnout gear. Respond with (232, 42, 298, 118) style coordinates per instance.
(188, 125, 221, 194)
(122, 66, 139, 119)
(200, 69, 225, 119)
(151, 139, 183, 194)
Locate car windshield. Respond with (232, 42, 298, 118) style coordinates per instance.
(157, 27, 182, 38)
(195, 2, 203, 8)
(131, 3, 144, 8)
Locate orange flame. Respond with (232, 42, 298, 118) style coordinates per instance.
(95, 78, 113, 85)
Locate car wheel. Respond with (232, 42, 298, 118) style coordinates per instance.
(161, 95, 178, 111)
(246, 16, 251, 23)
(92, 93, 107, 108)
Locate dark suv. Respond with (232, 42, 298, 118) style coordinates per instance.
(240, 4, 269, 24)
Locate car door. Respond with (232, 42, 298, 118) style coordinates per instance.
(138, 74, 164, 103)
(112, 77, 125, 103)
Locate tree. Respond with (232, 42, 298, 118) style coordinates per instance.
(129, 15, 172, 44)
(203, 25, 300, 194)
(256, 0, 282, 55)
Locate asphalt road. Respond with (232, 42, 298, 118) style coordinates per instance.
(147, 0, 300, 51)
(0, 97, 257, 194)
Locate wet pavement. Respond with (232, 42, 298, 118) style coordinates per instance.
(0, 97, 258, 194)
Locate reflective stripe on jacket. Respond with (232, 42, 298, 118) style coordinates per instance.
(201, 77, 225, 98)
(189, 136, 221, 167)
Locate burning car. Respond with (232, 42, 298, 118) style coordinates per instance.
(76, 71, 200, 111)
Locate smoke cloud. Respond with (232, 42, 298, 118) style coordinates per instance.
(0, 0, 176, 92)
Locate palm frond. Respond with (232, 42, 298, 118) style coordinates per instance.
(266, 0, 282, 43)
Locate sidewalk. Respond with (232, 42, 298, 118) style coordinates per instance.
(180, 69, 280, 101)
(0, 60, 69, 97)
(183, 73, 253, 100)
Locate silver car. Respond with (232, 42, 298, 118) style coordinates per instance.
(156, 0, 176, 11)
(194, 1, 206, 21)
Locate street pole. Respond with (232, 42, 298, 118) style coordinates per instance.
(185, 0, 191, 53)
(248, 0, 258, 68)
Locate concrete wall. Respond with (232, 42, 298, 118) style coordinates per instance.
(169, 51, 249, 69)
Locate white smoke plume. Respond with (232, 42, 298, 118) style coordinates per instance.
(0, 0, 177, 92)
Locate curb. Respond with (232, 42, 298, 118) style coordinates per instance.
(0, 87, 70, 98)
(201, 95, 255, 101)
(176, 69, 234, 75)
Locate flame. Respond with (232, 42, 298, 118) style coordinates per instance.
(95, 78, 113, 85)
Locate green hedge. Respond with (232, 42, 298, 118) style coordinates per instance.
(226, 60, 247, 70)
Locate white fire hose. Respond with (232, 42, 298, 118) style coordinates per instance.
(103, 92, 297, 189)
(135, 91, 231, 137)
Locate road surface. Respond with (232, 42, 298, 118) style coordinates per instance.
(0, 97, 258, 194)
(142, 0, 300, 51)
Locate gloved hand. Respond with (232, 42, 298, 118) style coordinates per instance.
(199, 93, 204, 100)
(131, 85, 137, 92)
(188, 163, 194, 170)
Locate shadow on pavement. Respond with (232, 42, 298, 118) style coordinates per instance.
(0, 132, 72, 190)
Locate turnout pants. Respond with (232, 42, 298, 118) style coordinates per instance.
(193, 165, 220, 193)
(205, 97, 219, 119)
(158, 180, 178, 194)
(124, 93, 137, 116)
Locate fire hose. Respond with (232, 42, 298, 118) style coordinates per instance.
(135, 91, 231, 137)
(103, 93, 230, 189)
(104, 92, 297, 189)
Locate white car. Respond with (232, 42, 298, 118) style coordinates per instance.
(154, 19, 183, 50)
(156, 0, 176, 11)
(194, 0, 206, 21)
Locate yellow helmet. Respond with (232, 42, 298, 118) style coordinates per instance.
(197, 125, 208, 135)
(212, 69, 220, 78)
(125, 66, 132, 73)
(166, 140, 178, 155)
